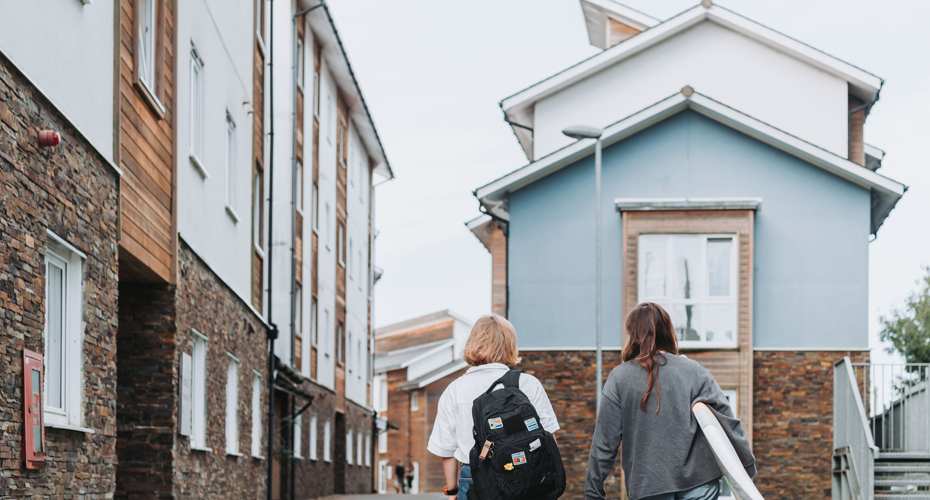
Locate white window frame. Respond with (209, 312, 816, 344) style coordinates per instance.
(295, 284, 303, 336)
(411, 391, 419, 412)
(225, 112, 238, 221)
(295, 159, 303, 214)
(637, 234, 739, 348)
(356, 338, 362, 380)
(309, 413, 318, 461)
(348, 238, 353, 279)
(337, 224, 345, 267)
(323, 419, 332, 462)
(43, 232, 87, 431)
(311, 183, 319, 233)
(226, 353, 240, 455)
(252, 170, 263, 252)
(365, 432, 372, 467)
(323, 309, 331, 357)
(295, 37, 304, 90)
(312, 69, 320, 118)
(378, 428, 387, 454)
(189, 45, 206, 177)
(357, 431, 364, 466)
(325, 203, 331, 250)
(310, 298, 318, 347)
(293, 414, 303, 459)
(191, 330, 210, 450)
(251, 371, 263, 458)
(346, 428, 354, 465)
(347, 331, 353, 374)
(138, 0, 157, 91)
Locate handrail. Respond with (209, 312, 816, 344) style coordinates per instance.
(834, 357, 878, 500)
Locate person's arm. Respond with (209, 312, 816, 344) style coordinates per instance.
(442, 457, 459, 499)
(698, 371, 756, 478)
(584, 391, 623, 500)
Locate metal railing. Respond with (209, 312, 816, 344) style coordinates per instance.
(834, 357, 877, 500)
(851, 363, 930, 453)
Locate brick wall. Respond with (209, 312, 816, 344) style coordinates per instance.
(293, 382, 335, 498)
(342, 400, 375, 494)
(753, 350, 870, 500)
(173, 241, 269, 499)
(0, 53, 120, 498)
(115, 283, 178, 499)
(520, 351, 624, 499)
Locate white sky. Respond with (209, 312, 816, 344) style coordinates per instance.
(326, 0, 930, 363)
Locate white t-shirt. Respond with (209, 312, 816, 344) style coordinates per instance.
(427, 363, 560, 464)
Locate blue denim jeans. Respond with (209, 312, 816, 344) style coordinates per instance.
(458, 464, 473, 500)
(642, 478, 721, 500)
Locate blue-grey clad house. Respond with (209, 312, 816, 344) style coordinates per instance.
(467, 2, 907, 499)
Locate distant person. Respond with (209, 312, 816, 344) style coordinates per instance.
(394, 460, 405, 494)
(585, 302, 756, 500)
(428, 314, 562, 500)
(406, 462, 415, 493)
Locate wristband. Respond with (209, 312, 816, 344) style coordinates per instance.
(444, 485, 459, 495)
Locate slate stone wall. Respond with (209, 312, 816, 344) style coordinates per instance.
(753, 350, 870, 500)
(0, 52, 120, 498)
(173, 241, 269, 499)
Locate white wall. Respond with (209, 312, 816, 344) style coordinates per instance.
(314, 58, 339, 390)
(533, 21, 849, 160)
(0, 0, 114, 162)
(177, 0, 258, 310)
(345, 123, 372, 407)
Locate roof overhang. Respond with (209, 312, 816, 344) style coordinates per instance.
(864, 144, 885, 172)
(500, 2, 884, 161)
(580, 0, 660, 49)
(615, 197, 762, 212)
(302, 0, 393, 181)
(478, 88, 906, 235)
(374, 338, 456, 373)
(398, 360, 469, 391)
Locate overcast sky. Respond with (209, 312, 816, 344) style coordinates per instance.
(326, 0, 930, 363)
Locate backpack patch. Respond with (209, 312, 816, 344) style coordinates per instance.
(512, 451, 527, 465)
(488, 417, 503, 430)
(524, 417, 539, 431)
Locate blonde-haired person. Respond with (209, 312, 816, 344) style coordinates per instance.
(427, 314, 560, 500)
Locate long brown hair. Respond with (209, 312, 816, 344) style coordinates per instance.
(622, 302, 679, 412)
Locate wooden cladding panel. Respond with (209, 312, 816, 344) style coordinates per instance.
(489, 224, 508, 318)
(375, 320, 455, 354)
(335, 97, 348, 377)
(621, 210, 754, 439)
(250, 0, 265, 311)
(608, 18, 641, 46)
(118, 0, 174, 283)
(848, 95, 866, 167)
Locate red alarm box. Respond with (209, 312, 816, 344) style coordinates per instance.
(23, 349, 46, 469)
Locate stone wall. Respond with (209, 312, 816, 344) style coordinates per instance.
(0, 52, 120, 498)
(753, 350, 870, 500)
(115, 283, 178, 499)
(520, 351, 623, 499)
(342, 400, 375, 495)
(293, 382, 335, 498)
(173, 241, 269, 499)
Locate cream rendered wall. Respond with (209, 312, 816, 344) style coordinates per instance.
(532, 21, 849, 160)
(177, 0, 257, 311)
(0, 0, 114, 162)
(314, 60, 339, 391)
(345, 123, 372, 407)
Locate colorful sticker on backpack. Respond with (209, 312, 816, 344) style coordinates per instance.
(512, 451, 527, 465)
(524, 417, 539, 431)
(488, 417, 503, 430)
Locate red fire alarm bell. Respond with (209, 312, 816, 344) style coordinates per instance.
(38, 130, 60, 148)
(23, 349, 46, 469)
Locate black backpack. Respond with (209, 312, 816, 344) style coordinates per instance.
(467, 370, 566, 500)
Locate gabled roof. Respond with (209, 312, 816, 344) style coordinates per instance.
(476, 88, 906, 235)
(375, 309, 473, 339)
(580, 0, 660, 49)
(374, 338, 455, 373)
(398, 360, 469, 391)
(501, 2, 884, 160)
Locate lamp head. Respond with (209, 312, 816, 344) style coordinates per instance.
(562, 124, 603, 140)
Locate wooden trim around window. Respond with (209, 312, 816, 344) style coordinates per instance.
(621, 209, 754, 442)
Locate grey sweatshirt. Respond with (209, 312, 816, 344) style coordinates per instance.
(585, 354, 756, 500)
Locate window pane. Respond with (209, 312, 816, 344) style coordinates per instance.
(226, 115, 236, 205)
(312, 184, 318, 230)
(311, 299, 317, 345)
(704, 303, 736, 343)
(707, 238, 732, 297)
(32, 368, 42, 452)
(253, 172, 261, 247)
(639, 237, 666, 298)
(665, 303, 702, 342)
(670, 236, 703, 300)
(46, 260, 65, 410)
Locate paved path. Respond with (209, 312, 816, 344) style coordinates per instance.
(328, 495, 445, 500)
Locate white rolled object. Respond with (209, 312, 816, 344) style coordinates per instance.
(692, 402, 765, 500)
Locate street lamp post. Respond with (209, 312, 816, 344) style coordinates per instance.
(562, 125, 605, 415)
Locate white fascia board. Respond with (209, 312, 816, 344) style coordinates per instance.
(400, 339, 456, 369)
(502, 4, 882, 119)
(479, 90, 904, 208)
(615, 197, 762, 211)
(465, 214, 492, 230)
(404, 360, 469, 390)
(865, 144, 885, 161)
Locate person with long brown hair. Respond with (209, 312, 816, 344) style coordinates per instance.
(585, 302, 755, 500)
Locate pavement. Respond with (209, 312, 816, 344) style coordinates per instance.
(327, 495, 446, 500)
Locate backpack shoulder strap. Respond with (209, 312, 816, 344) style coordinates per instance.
(485, 369, 524, 394)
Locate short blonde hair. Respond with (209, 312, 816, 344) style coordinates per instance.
(462, 314, 521, 367)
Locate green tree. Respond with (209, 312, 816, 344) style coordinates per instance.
(879, 266, 930, 367)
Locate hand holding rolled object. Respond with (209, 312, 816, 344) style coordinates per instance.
(692, 402, 764, 500)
